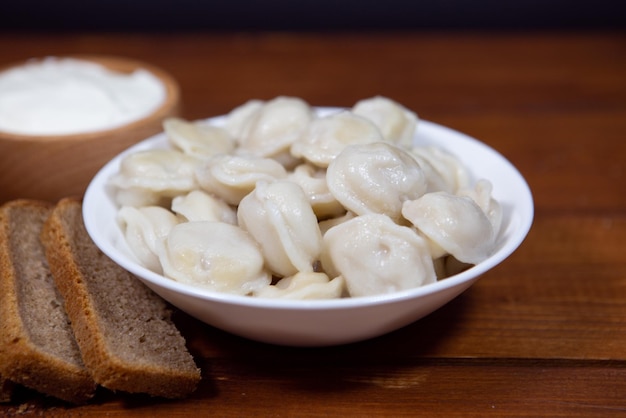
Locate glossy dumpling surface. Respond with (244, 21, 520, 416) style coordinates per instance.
(401, 192, 496, 264)
(223, 99, 264, 139)
(457, 179, 503, 236)
(254, 272, 345, 300)
(171, 189, 237, 224)
(110, 149, 199, 198)
(326, 142, 427, 222)
(287, 164, 345, 219)
(409, 146, 470, 194)
(290, 111, 383, 168)
(321, 214, 436, 297)
(237, 180, 323, 277)
(117, 205, 179, 273)
(195, 153, 287, 205)
(352, 96, 418, 148)
(164, 117, 235, 159)
(159, 221, 271, 295)
(237, 96, 314, 158)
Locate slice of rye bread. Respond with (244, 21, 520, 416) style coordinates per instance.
(41, 197, 201, 399)
(0, 200, 96, 404)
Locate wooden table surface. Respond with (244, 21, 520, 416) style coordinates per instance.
(1, 31, 625, 417)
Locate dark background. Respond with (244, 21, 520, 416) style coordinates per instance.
(1, 0, 625, 32)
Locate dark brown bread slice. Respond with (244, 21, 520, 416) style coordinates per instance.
(41, 198, 201, 399)
(0, 200, 96, 404)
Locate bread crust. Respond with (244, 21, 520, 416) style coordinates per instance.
(41, 198, 200, 399)
(0, 199, 96, 404)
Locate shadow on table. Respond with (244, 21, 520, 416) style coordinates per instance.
(171, 289, 474, 394)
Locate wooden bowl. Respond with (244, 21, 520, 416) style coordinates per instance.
(0, 55, 180, 203)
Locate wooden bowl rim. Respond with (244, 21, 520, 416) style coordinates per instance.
(0, 55, 180, 143)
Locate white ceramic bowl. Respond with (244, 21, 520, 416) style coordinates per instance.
(83, 109, 534, 347)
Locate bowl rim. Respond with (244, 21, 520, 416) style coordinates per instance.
(83, 110, 534, 312)
(0, 55, 180, 142)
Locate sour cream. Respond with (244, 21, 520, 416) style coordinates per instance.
(0, 57, 166, 136)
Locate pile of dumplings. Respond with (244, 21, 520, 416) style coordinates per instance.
(109, 96, 502, 300)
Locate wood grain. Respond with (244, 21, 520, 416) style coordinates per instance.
(0, 31, 625, 416)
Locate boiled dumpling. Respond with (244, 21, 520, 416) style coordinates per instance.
(287, 163, 345, 219)
(195, 153, 287, 205)
(290, 111, 383, 168)
(110, 149, 199, 201)
(117, 205, 179, 273)
(401, 192, 496, 264)
(326, 142, 427, 222)
(352, 96, 418, 148)
(237, 96, 314, 159)
(159, 221, 271, 295)
(109, 95, 505, 301)
(223, 99, 264, 139)
(409, 146, 470, 193)
(163, 117, 235, 159)
(321, 214, 436, 297)
(237, 180, 323, 277)
(414, 230, 448, 260)
(409, 150, 456, 194)
(254, 272, 345, 300)
(171, 189, 237, 224)
(457, 179, 503, 236)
